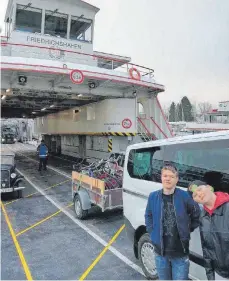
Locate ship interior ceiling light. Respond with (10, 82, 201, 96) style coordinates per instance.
(1, 95, 6, 100)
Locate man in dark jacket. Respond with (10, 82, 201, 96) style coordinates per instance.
(189, 180, 229, 280)
(37, 140, 49, 171)
(145, 165, 200, 280)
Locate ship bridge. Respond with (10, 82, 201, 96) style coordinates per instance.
(1, 0, 174, 158)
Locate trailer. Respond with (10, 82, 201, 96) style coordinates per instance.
(72, 156, 123, 219)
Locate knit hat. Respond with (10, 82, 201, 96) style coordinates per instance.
(188, 180, 214, 193)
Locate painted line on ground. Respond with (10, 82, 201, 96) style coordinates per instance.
(8, 145, 144, 276)
(16, 203, 73, 237)
(13, 142, 75, 169)
(4, 179, 71, 206)
(79, 224, 125, 280)
(18, 142, 77, 165)
(10, 146, 71, 179)
(15, 167, 144, 277)
(8, 144, 199, 281)
(1, 201, 33, 280)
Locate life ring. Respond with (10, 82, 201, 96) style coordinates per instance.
(129, 67, 141, 80)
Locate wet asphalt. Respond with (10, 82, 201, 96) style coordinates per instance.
(1, 142, 146, 280)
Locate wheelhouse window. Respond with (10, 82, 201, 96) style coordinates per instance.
(15, 4, 42, 33)
(45, 10, 68, 38)
(70, 16, 92, 42)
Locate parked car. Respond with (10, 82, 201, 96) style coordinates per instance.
(1, 133, 17, 144)
(1, 152, 25, 198)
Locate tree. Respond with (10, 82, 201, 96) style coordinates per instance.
(181, 96, 194, 121)
(169, 102, 176, 122)
(198, 102, 213, 115)
(191, 103, 197, 121)
(175, 104, 178, 121)
(162, 104, 170, 120)
(177, 103, 183, 121)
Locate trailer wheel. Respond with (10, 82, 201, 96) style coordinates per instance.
(74, 194, 88, 219)
(138, 233, 158, 280)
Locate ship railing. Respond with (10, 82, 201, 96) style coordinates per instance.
(0, 36, 154, 80)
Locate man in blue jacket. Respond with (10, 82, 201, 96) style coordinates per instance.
(37, 140, 49, 171)
(145, 165, 200, 280)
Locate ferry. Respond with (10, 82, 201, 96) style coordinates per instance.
(1, 0, 173, 161)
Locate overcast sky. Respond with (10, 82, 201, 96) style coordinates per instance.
(1, 0, 229, 108)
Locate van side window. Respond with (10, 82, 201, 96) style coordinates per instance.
(164, 139, 229, 192)
(127, 147, 163, 182)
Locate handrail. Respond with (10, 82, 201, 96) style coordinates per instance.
(137, 117, 157, 140)
(150, 117, 168, 138)
(156, 97, 174, 136)
(137, 117, 151, 135)
(1, 39, 154, 76)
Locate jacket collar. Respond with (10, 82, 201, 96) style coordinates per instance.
(201, 204, 224, 217)
(160, 187, 177, 196)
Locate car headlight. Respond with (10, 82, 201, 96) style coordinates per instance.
(2, 138, 5, 142)
(11, 173, 16, 179)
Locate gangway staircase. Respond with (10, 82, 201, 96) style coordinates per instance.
(136, 111, 174, 142)
(137, 117, 157, 142)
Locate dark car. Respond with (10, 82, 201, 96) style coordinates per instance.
(1, 133, 17, 144)
(1, 153, 25, 198)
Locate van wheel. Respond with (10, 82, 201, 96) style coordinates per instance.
(138, 233, 158, 280)
(74, 194, 88, 220)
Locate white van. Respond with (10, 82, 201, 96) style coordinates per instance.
(123, 130, 229, 280)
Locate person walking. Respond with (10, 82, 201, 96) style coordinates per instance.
(188, 180, 229, 280)
(145, 165, 200, 280)
(37, 140, 49, 171)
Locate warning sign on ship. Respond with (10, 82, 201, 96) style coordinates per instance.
(70, 69, 84, 84)
(122, 118, 132, 129)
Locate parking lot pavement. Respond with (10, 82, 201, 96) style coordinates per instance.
(2, 184, 145, 280)
(2, 195, 144, 280)
(11, 144, 142, 265)
(1, 214, 26, 280)
(1, 143, 146, 280)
